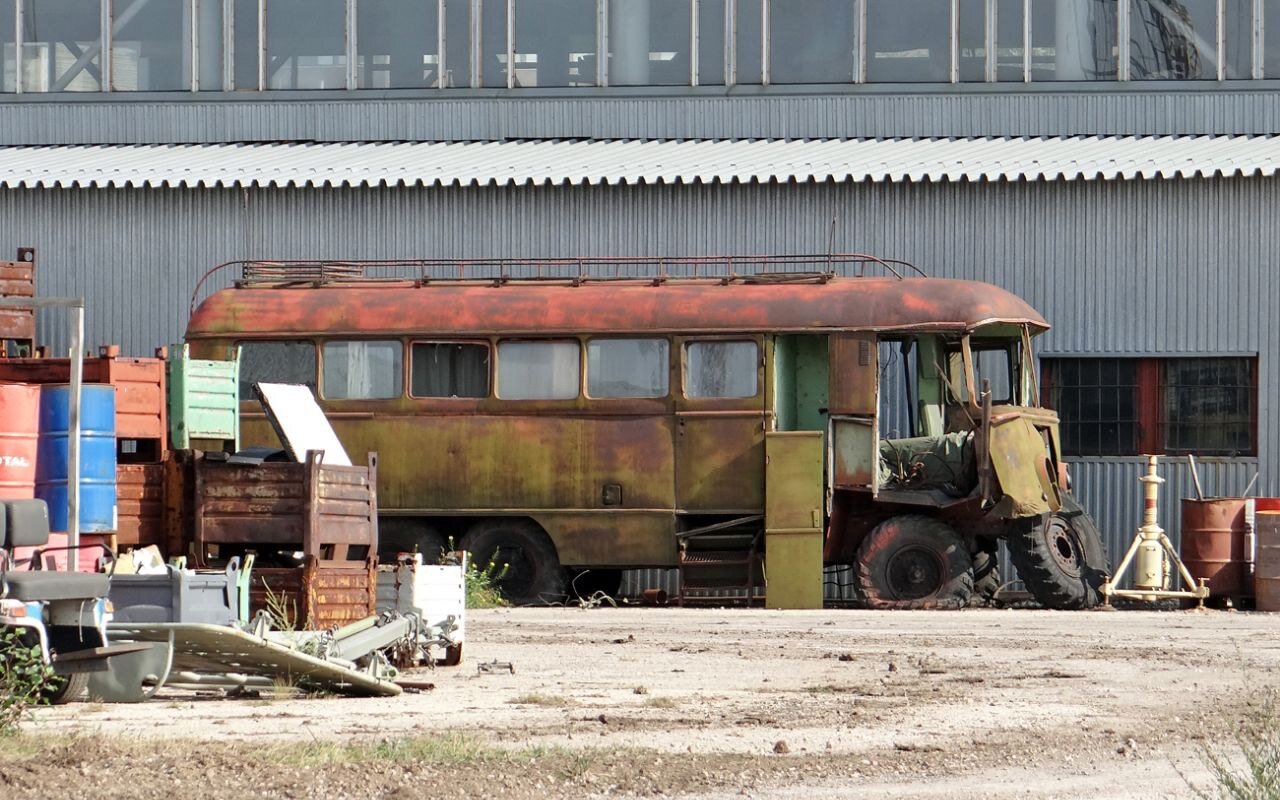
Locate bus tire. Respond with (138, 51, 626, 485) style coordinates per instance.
(44, 672, 88, 705)
(461, 519, 565, 606)
(855, 515, 974, 609)
(378, 518, 446, 565)
(1005, 494, 1109, 610)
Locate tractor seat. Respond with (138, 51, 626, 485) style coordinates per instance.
(3, 570, 109, 602)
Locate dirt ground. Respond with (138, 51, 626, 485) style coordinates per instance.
(4, 605, 1278, 799)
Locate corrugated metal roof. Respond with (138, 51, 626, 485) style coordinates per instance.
(0, 135, 1277, 188)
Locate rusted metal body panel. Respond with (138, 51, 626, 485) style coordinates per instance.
(0, 347, 167, 456)
(116, 463, 166, 549)
(190, 451, 378, 567)
(1256, 511, 1280, 612)
(987, 417, 1060, 517)
(0, 256, 35, 352)
(250, 558, 378, 630)
(675, 413, 765, 513)
(187, 277, 1049, 339)
(1180, 498, 1250, 599)
(828, 333, 878, 415)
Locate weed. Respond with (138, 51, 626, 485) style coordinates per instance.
(464, 557, 509, 609)
(644, 696, 678, 709)
(508, 693, 576, 708)
(262, 584, 298, 632)
(1192, 689, 1280, 799)
(632, 685, 649, 695)
(0, 626, 54, 736)
(270, 675, 299, 701)
(271, 732, 508, 767)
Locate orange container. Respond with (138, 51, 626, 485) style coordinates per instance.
(0, 383, 39, 499)
(1181, 498, 1251, 599)
(1256, 511, 1280, 612)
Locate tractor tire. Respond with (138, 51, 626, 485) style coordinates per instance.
(1006, 494, 1110, 610)
(971, 547, 1001, 606)
(44, 672, 88, 705)
(378, 519, 447, 565)
(855, 515, 974, 609)
(460, 519, 565, 606)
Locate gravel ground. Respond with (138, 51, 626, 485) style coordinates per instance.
(5, 605, 1278, 799)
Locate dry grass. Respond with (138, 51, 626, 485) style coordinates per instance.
(508, 693, 576, 708)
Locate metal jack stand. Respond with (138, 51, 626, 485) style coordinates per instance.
(1101, 455, 1210, 607)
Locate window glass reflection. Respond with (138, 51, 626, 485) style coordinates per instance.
(443, 0, 470, 87)
(195, 0, 225, 91)
(233, 0, 258, 89)
(866, 0, 950, 82)
(517, 0, 595, 87)
(734, 0, 763, 84)
(1222, 0, 1251, 78)
(770, 0, 853, 84)
(112, 0, 187, 91)
(698, 0, 726, 84)
(958, 0, 986, 81)
(267, 0, 347, 89)
(1129, 0, 1216, 80)
(1, 3, 15, 92)
(996, 0, 1026, 80)
(359, 0, 439, 88)
(1028, 0, 1117, 81)
(482, 0, 507, 86)
(609, 0, 689, 87)
(22, 0, 102, 92)
(1265, 0, 1280, 77)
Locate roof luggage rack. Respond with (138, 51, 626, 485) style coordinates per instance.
(190, 253, 925, 314)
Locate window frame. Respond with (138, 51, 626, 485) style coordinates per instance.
(1040, 354, 1258, 458)
(585, 336, 672, 400)
(680, 336, 764, 403)
(235, 337, 319, 404)
(408, 339, 492, 400)
(318, 336, 406, 401)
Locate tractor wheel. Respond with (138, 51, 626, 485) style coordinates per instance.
(460, 519, 565, 606)
(378, 518, 447, 565)
(855, 515, 974, 609)
(971, 547, 1001, 605)
(1005, 494, 1109, 610)
(44, 672, 88, 705)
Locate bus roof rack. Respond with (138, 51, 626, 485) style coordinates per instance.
(190, 254, 926, 315)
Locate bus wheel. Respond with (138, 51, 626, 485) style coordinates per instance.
(855, 516, 974, 609)
(1005, 495, 1109, 610)
(461, 520, 566, 606)
(378, 519, 446, 565)
(44, 672, 88, 705)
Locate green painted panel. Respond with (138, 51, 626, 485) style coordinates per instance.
(765, 431, 823, 610)
(169, 343, 240, 450)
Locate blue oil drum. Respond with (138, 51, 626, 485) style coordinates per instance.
(35, 384, 117, 533)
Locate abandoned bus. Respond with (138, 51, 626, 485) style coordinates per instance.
(185, 256, 1109, 609)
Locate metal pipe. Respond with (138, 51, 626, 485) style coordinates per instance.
(68, 305, 84, 567)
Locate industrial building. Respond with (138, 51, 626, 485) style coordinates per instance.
(0, 0, 1276, 574)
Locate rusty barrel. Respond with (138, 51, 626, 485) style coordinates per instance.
(0, 383, 40, 499)
(1180, 498, 1250, 599)
(1256, 511, 1280, 611)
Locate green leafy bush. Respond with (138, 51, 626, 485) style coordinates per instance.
(1196, 691, 1280, 799)
(0, 626, 54, 736)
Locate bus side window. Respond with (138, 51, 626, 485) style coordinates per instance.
(238, 340, 317, 400)
(412, 342, 490, 398)
(685, 340, 758, 398)
(587, 338, 669, 398)
(322, 340, 404, 400)
(496, 340, 580, 400)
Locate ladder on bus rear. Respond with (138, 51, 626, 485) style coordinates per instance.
(675, 516, 764, 606)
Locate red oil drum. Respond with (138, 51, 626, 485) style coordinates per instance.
(0, 383, 39, 499)
(1256, 511, 1280, 612)
(1181, 498, 1250, 599)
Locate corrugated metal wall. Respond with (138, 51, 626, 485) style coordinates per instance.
(2, 87, 1280, 144)
(0, 175, 1273, 585)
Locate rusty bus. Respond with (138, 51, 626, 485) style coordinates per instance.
(185, 255, 1109, 609)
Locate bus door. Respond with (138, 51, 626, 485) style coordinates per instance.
(828, 332, 879, 495)
(674, 335, 768, 514)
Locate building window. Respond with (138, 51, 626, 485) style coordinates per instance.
(1041, 356, 1257, 457)
(0, 2, 15, 92)
(358, 0, 440, 89)
(1222, 0, 1253, 79)
(411, 342, 490, 398)
(195, 0, 226, 91)
(21, 0, 103, 92)
(995, 0, 1025, 81)
(957, 0, 987, 82)
(1128, 0, 1217, 80)
(1267, 0, 1280, 77)
(685, 340, 758, 398)
(865, 0, 951, 82)
(697, 0, 727, 84)
(1028, 0, 1118, 81)
(233, 0, 259, 90)
(481, 0, 507, 87)
(587, 338, 669, 398)
(238, 340, 317, 400)
(111, 0, 188, 91)
(734, 0, 764, 84)
(496, 340, 580, 400)
(266, 0, 347, 90)
(608, 0, 690, 87)
(769, 0, 854, 84)
(515, 0, 596, 87)
(322, 340, 403, 400)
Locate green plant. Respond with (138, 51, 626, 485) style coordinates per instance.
(0, 626, 54, 736)
(261, 583, 298, 632)
(1194, 690, 1280, 799)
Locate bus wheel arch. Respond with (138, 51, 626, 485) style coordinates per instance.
(460, 518, 566, 605)
(855, 515, 974, 609)
(377, 517, 447, 565)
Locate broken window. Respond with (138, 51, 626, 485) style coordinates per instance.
(411, 342, 490, 398)
(496, 340, 580, 400)
(238, 340, 317, 400)
(322, 340, 403, 400)
(685, 340, 758, 399)
(588, 338, 669, 398)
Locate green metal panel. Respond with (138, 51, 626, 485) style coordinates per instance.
(765, 431, 824, 610)
(168, 343, 240, 450)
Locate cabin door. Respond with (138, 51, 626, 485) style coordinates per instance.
(828, 332, 879, 495)
(674, 335, 768, 514)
